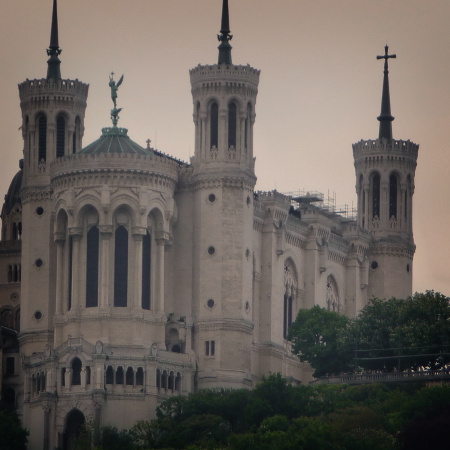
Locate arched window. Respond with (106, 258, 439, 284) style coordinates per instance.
(13, 265, 18, 282)
(17, 222, 22, 240)
(36, 374, 41, 393)
(372, 173, 380, 218)
(210, 102, 219, 149)
(73, 117, 80, 154)
(71, 358, 82, 385)
(61, 368, 66, 386)
(389, 174, 398, 219)
(7, 265, 12, 283)
(105, 366, 114, 385)
(142, 230, 151, 310)
(136, 367, 144, 386)
(41, 372, 46, 391)
(228, 102, 237, 149)
(86, 366, 91, 385)
(126, 367, 134, 386)
(86, 226, 99, 307)
(38, 115, 47, 162)
(116, 367, 124, 385)
(114, 226, 128, 307)
(1, 309, 14, 328)
(56, 115, 66, 157)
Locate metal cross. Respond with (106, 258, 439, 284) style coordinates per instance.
(377, 45, 396, 69)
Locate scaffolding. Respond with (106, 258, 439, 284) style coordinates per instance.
(283, 189, 357, 221)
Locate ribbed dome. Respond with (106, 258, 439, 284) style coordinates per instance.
(78, 127, 152, 155)
(2, 165, 23, 217)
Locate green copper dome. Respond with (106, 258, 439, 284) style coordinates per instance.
(78, 126, 152, 155)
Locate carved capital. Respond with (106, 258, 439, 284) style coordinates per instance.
(68, 227, 82, 237)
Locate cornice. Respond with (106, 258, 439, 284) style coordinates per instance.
(194, 318, 254, 334)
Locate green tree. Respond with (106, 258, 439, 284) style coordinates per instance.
(0, 403, 29, 450)
(288, 305, 353, 377)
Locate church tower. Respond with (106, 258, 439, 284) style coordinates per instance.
(18, 0, 88, 366)
(353, 46, 418, 300)
(188, 0, 260, 388)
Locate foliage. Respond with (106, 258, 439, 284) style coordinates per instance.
(288, 305, 353, 377)
(0, 403, 29, 450)
(288, 291, 450, 375)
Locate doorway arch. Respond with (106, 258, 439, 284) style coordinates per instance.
(64, 409, 85, 450)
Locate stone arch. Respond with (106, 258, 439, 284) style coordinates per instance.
(148, 206, 165, 233)
(0, 306, 14, 328)
(71, 357, 82, 386)
(110, 200, 138, 228)
(75, 203, 100, 229)
(326, 274, 341, 313)
(64, 409, 85, 450)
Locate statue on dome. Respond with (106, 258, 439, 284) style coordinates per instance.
(109, 72, 124, 108)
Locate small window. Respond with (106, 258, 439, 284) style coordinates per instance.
(56, 115, 66, 158)
(86, 366, 91, 385)
(61, 368, 66, 386)
(136, 367, 144, 386)
(206, 340, 215, 356)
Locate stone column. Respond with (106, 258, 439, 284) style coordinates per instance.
(155, 232, 169, 313)
(54, 234, 65, 315)
(239, 114, 246, 161)
(219, 108, 227, 158)
(400, 184, 406, 229)
(68, 228, 82, 312)
(381, 181, 389, 229)
(99, 226, 113, 309)
(132, 227, 146, 310)
(201, 115, 207, 157)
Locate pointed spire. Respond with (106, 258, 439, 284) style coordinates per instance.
(376, 45, 396, 140)
(217, 0, 233, 65)
(46, 0, 62, 80)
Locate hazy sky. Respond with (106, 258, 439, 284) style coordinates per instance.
(1, 0, 449, 296)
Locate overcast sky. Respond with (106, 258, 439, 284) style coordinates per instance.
(1, 0, 449, 296)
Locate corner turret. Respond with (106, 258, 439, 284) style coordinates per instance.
(352, 47, 418, 300)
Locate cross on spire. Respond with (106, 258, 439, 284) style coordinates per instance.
(376, 45, 396, 140)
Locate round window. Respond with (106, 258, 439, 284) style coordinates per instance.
(208, 194, 216, 203)
(36, 207, 44, 216)
(371, 261, 379, 270)
(35, 259, 44, 268)
(34, 311, 42, 320)
(208, 246, 216, 255)
(207, 299, 215, 308)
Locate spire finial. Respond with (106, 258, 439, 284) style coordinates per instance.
(217, 0, 233, 65)
(46, 0, 62, 80)
(376, 45, 396, 140)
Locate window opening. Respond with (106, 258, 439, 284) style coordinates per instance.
(142, 230, 151, 310)
(136, 367, 144, 386)
(116, 367, 124, 385)
(210, 102, 218, 149)
(372, 174, 380, 218)
(6, 357, 15, 376)
(71, 358, 82, 385)
(38, 116, 47, 162)
(126, 367, 134, 385)
(114, 226, 128, 307)
(389, 174, 398, 218)
(68, 235, 73, 310)
(105, 366, 114, 384)
(86, 226, 99, 307)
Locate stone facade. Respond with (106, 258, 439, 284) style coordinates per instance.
(0, 2, 418, 449)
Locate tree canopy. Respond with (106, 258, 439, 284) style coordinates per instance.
(288, 291, 450, 376)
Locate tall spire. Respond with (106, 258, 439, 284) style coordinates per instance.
(376, 45, 396, 140)
(46, 0, 62, 80)
(217, 0, 233, 65)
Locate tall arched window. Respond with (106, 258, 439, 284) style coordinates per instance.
(73, 117, 80, 154)
(114, 226, 128, 307)
(86, 226, 99, 307)
(389, 174, 398, 219)
(56, 115, 66, 158)
(71, 358, 82, 386)
(142, 230, 151, 310)
(228, 102, 237, 149)
(116, 367, 124, 385)
(372, 174, 380, 218)
(210, 102, 218, 149)
(126, 367, 134, 386)
(12, 223, 18, 241)
(38, 115, 47, 162)
(105, 366, 114, 384)
(136, 368, 144, 386)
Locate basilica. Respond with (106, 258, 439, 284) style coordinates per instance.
(0, 1, 418, 449)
